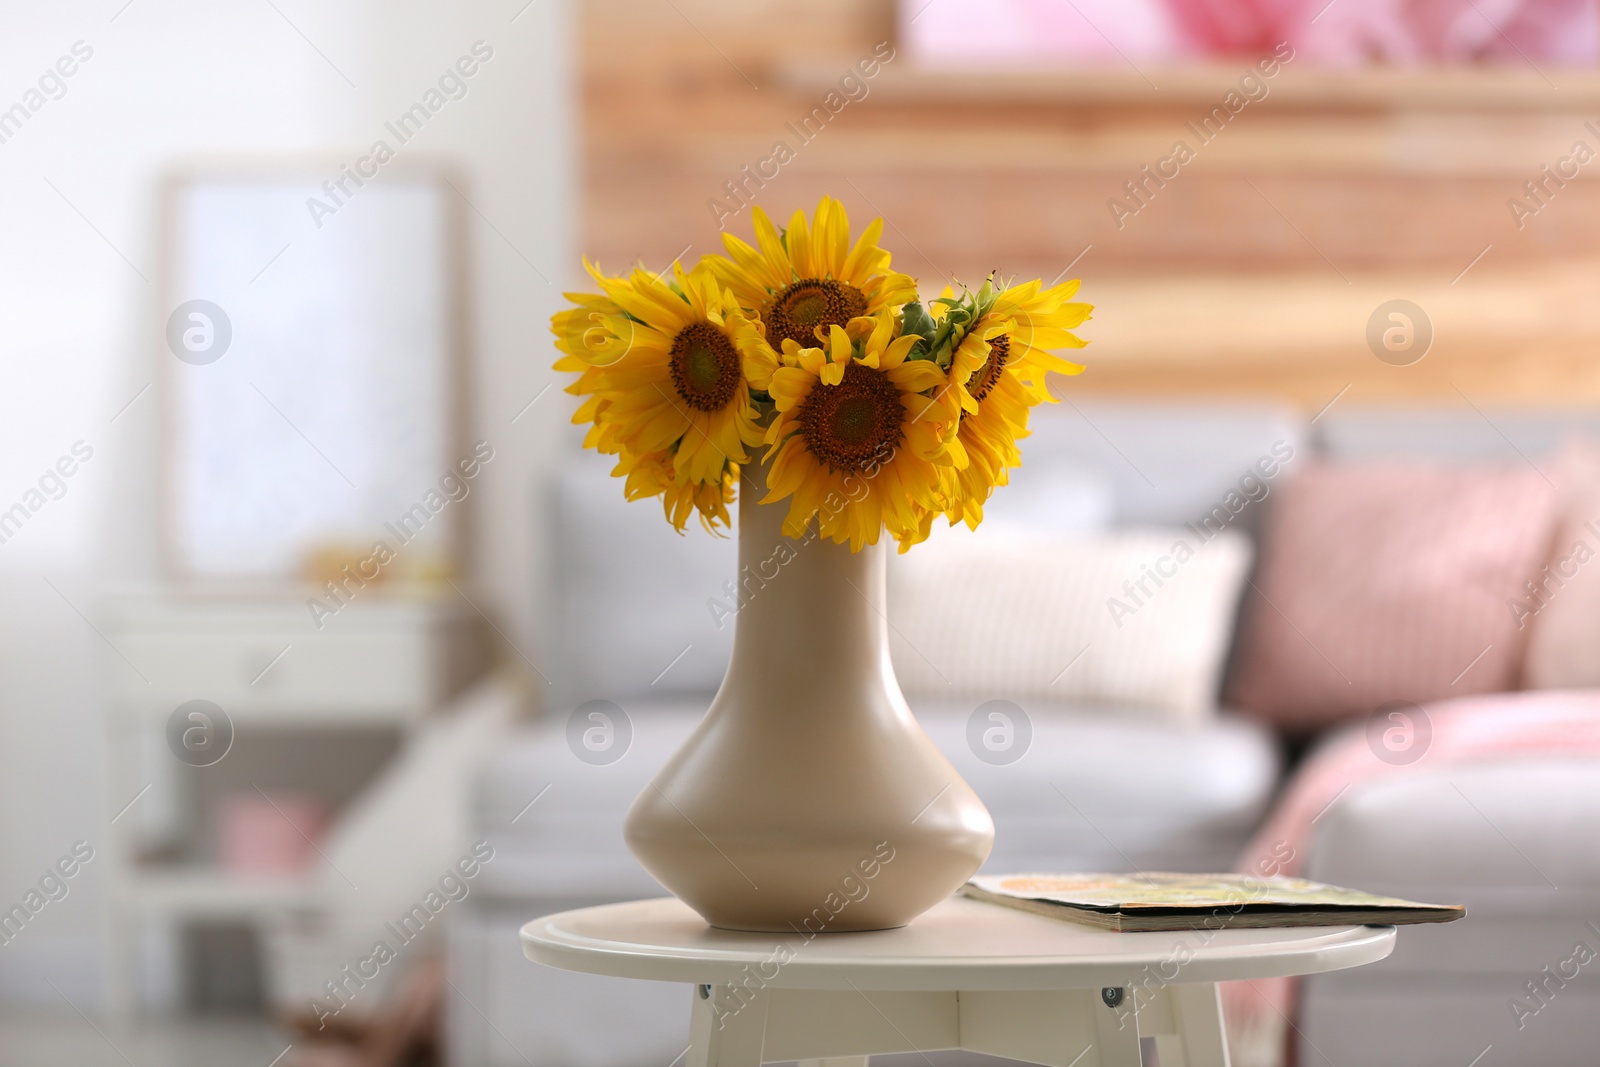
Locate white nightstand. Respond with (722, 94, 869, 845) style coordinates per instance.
(101, 588, 486, 1016)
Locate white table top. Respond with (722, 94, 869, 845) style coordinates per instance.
(521, 896, 1396, 991)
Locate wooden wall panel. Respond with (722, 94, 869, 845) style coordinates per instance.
(579, 0, 1600, 408)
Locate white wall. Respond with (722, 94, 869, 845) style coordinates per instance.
(0, 0, 571, 1005)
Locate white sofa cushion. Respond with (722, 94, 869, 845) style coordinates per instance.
(1315, 408, 1600, 464)
(1309, 760, 1600, 896)
(1022, 401, 1306, 528)
(471, 700, 702, 900)
(916, 698, 1279, 873)
(551, 453, 737, 706)
(889, 529, 1253, 721)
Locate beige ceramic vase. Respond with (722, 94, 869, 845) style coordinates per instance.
(624, 464, 995, 932)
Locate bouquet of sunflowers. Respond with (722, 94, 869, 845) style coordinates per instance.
(551, 197, 1091, 552)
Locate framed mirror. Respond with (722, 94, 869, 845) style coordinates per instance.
(158, 161, 469, 583)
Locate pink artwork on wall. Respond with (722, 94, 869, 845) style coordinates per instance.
(901, 0, 1198, 65)
(899, 0, 1598, 64)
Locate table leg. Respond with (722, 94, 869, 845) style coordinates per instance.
(688, 983, 769, 1067)
(683, 982, 1229, 1067)
(1092, 988, 1144, 1067)
(103, 902, 139, 1021)
(1171, 983, 1231, 1067)
(959, 988, 1140, 1066)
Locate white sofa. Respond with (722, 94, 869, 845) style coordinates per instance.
(449, 402, 1600, 1067)
(1295, 410, 1600, 1067)
(1303, 761, 1600, 1067)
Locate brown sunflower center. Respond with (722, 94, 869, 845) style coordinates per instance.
(797, 361, 905, 473)
(968, 335, 1009, 405)
(765, 278, 868, 348)
(668, 322, 742, 412)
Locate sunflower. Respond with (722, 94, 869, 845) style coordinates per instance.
(551, 260, 768, 531)
(615, 448, 735, 533)
(556, 263, 768, 489)
(940, 273, 1094, 527)
(908, 275, 1092, 528)
(707, 197, 918, 356)
(763, 316, 954, 551)
(553, 198, 1092, 547)
(552, 279, 630, 457)
(551, 271, 637, 371)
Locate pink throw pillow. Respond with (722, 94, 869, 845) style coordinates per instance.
(1524, 437, 1600, 688)
(1226, 459, 1560, 731)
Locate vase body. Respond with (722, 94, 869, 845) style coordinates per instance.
(623, 465, 995, 932)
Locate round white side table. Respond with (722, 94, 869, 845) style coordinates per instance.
(523, 896, 1394, 1067)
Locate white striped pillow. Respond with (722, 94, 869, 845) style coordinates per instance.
(888, 528, 1252, 722)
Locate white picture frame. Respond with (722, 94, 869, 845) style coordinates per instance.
(157, 160, 470, 583)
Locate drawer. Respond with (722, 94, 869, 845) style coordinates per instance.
(105, 594, 483, 722)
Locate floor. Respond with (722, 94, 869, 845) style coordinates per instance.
(0, 1011, 1042, 1067)
(0, 1011, 290, 1067)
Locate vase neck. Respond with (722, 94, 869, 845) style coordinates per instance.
(723, 462, 890, 693)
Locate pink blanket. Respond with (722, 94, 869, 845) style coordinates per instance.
(1224, 689, 1600, 1067)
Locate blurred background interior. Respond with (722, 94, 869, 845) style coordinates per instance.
(3, 0, 1600, 1065)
